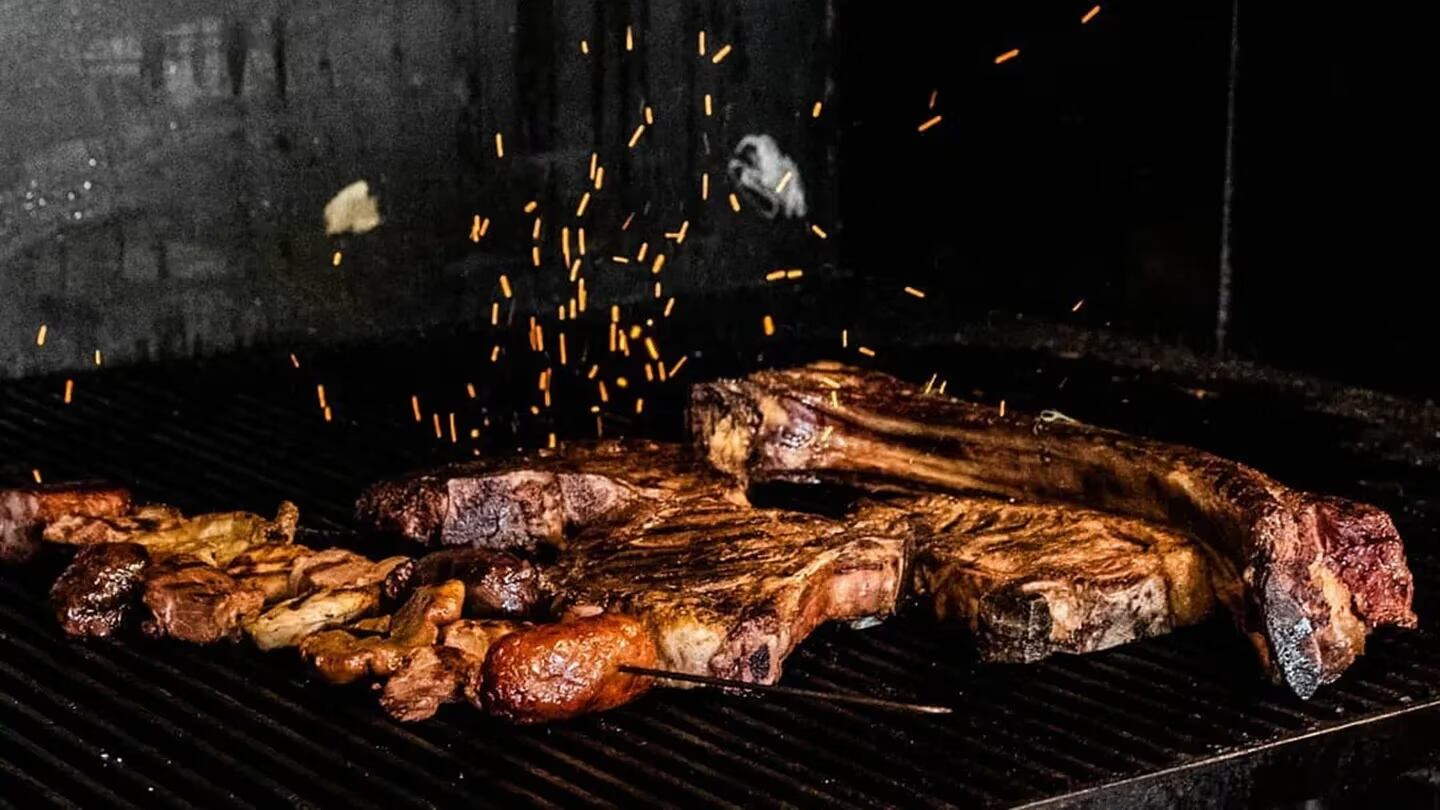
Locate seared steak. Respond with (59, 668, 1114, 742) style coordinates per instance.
(355, 441, 738, 550)
(51, 543, 151, 638)
(904, 495, 1231, 662)
(142, 557, 267, 643)
(690, 363, 1417, 696)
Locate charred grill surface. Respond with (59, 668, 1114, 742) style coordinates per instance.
(690, 363, 1418, 697)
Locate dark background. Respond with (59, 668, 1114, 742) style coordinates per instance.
(1, 0, 1431, 396)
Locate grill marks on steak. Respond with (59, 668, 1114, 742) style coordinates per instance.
(689, 363, 1417, 697)
(142, 557, 267, 644)
(555, 495, 911, 683)
(905, 495, 1233, 662)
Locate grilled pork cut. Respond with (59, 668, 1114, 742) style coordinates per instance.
(905, 495, 1233, 662)
(689, 363, 1417, 697)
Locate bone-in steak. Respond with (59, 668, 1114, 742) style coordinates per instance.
(689, 363, 1417, 696)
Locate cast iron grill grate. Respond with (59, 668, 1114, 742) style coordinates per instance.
(2, 335, 1437, 808)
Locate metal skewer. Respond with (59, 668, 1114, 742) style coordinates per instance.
(619, 665, 953, 715)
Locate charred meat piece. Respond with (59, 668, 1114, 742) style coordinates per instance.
(690, 363, 1417, 697)
(46, 501, 300, 568)
(481, 614, 657, 724)
(50, 543, 151, 638)
(288, 548, 408, 596)
(225, 544, 317, 603)
(906, 495, 1233, 662)
(384, 549, 544, 617)
(555, 494, 911, 684)
(300, 580, 466, 684)
(439, 619, 527, 661)
(142, 558, 266, 644)
(379, 645, 485, 723)
(356, 440, 739, 550)
(245, 587, 381, 651)
(1, 483, 131, 564)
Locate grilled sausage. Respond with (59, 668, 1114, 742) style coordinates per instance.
(480, 613, 657, 723)
(1, 484, 131, 564)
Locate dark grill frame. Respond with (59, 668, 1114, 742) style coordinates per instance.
(3, 325, 1438, 808)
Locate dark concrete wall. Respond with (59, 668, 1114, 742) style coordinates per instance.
(2, 0, 839, 377)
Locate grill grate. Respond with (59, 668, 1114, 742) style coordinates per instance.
(2, 331, 1438, 808)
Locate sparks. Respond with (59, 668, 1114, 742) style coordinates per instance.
(316, 384, 327, 409)
(531, 246, 541, 267)
(490, 301, 500, 326)
(469, 215, 484, 242)
(810, 224, 829, 239)
(704, 94, 713, 117)
(96, 349, 105, 366)
(668, 355, 688, 377)
(532, 217, 543, 240)
(499, 274, 513, 299)
(494, 132, 505, 157)
(904, 286, 927, 299)
(842, 328, 849, 348)
(917, 115, 942, 133)
(651, 253, 666, 274)
(628, 124, 646, 148)
(812, 101, 823, 118)
(32, 468, 42, 484)
(635, 398, 645, 415)
(580, 39, 590, 55)
(594, 166, 605, 190)
(644, 336, 660, 361)
(36, 324, 47, 346)
(762, 315, 776, 336)
(589, 152, 598, 180)
(625, 25, 634, 51)
(63, 378, 74, 404)
(411, 395, 423, 422)
(701, 172, 710, 200)
(332, 251, 343, 267)
(728, 193, 741, 212)
(466, 383, 477, 399)
(323, 406, 333, 423)
(621, 211, 636, 230)
(637, 242, 649, 262)
(1072, 298, 1086, 312)
(1082, 5, 1101, 23)
(449, 413, 458, 444)
(786, 269, 803, 279)
(698, 30, 707, 56)
(857, 346, 876, 357)
(523, 200, 538, 214)
(765, 270, 786, 282)
(490, 345, 501, 362)
(576, 192, 591, 217)
(995, 48, 1020, 65)
(711, 44, 732, 64)
(928, 89, 939, 110)
(775, 171, 794, 193)
(664, 297, 676, 317)
(644, 105, 655, 125)
(578, 227, 587, 256)
(999, 400, 1007, 417)
(559, 332, 568, 366)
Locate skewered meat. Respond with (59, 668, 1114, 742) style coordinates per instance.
(355, 441, 739, 550)
(45, 501, 300, 567)
(50, 543, 151, 638)
(142, 557, 266, 643)
(906, 495, 1233, 662)
(300, 580, 466, 684)
(383, 548, 544, 617)
(689, 363, 1417, 697)
(1, 483, 131, 564)
(481, 614, 657, 724)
